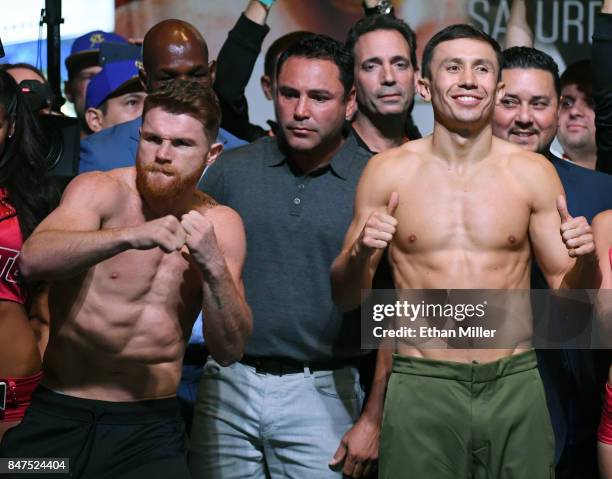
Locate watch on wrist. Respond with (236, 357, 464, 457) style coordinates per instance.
(363, 0, 394, 16)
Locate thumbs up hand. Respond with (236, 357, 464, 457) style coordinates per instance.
(353, 192, 399, 258)
(557, 195, 594, 258)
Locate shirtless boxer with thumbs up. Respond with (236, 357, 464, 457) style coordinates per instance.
(331, 25, 596, 479)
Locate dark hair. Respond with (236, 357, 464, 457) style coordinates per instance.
(142, 79, 221, 142)
(421, 24, 502, 80)
(345, 14, 418, 71)
(264, 31, 312, 79)
(501, 46, 561, 97)
(276, 34, 354, 98)
(560, 59, 591, 97)
(0, 70, 58, 238)
(0, 63, 47, 84)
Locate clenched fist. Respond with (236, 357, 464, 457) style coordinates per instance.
(180, 210, 219, 269)
(128, 215, 186, 253)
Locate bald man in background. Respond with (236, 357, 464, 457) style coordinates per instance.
(79, 19, 245, 173)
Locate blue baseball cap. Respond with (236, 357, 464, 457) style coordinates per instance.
(85, 60, 143, 109)
(65, 30, 128, 78)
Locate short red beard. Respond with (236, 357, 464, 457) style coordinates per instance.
(136, 162, 203, 205)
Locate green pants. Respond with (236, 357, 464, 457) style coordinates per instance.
(379, 350, 554, 478)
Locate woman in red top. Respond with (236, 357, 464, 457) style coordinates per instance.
(592, 211, 612, 478)
(0, 70, 58, 440)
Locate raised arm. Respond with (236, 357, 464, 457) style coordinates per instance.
(527, 155, 597, 289)
(331, 155, 398, 312)
(213, 0, 273, 141)
(181, 206, 252, 366)
(20, 172, 186, 282)
(504, 0, 534, 48)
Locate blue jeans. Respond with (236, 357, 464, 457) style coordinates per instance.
(189, 358, 364, 479)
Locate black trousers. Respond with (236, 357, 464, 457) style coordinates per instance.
(0, 386, 190, 479)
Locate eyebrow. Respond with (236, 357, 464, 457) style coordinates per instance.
(141, 130, 197, 145)
(441, 57, 495, 67)
(362, 54, 410, 64)
(308, 88, 333, 96)
(278, 85, 334, 96)
(503, 93, 551, 101)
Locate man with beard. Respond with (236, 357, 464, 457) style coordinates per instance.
(78, 19, 247, 435)
(0, 80, 252, 479)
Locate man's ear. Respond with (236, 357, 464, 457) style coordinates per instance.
(85, 107, 104, 133)
(205, 142, 224, 167)
(416, 71, 431, 102)
(345, 85, 357, 120)
(209, 60, 217, 85)
(495, 80, 506, 106)
(260, 75, 273, 101)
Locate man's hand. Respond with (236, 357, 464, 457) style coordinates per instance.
(557, 195, 595, 257)
(352, 192, 399, 259)
(180, 210, 220, 271)
(329, 416, 380, 477)
(128, 215, 186, 253)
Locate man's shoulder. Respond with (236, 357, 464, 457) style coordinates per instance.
(82, 117, 140, 146)
(65, 169, 133, 205)
(193, 190, 219, 209)
(192, 191, 243, 226)
(80, 118, 140, 173)
(561, 158, 612, 184)
(496, 141, 553, 175)
(218, 127, 248, 150)
(215, 136, 278, 167)
(366, 137, 429, 169)
(593, 209, 612, 229)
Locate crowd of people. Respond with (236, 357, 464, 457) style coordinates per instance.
(0, 0, 610, 478)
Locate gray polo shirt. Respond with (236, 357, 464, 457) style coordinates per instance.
(199, 134, 372, 361)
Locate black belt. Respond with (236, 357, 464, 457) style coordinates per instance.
(183, 345, 209, 366)
(239, 355, 358, 376)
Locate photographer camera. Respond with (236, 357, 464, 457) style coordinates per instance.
(2, 66, 81, 179)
